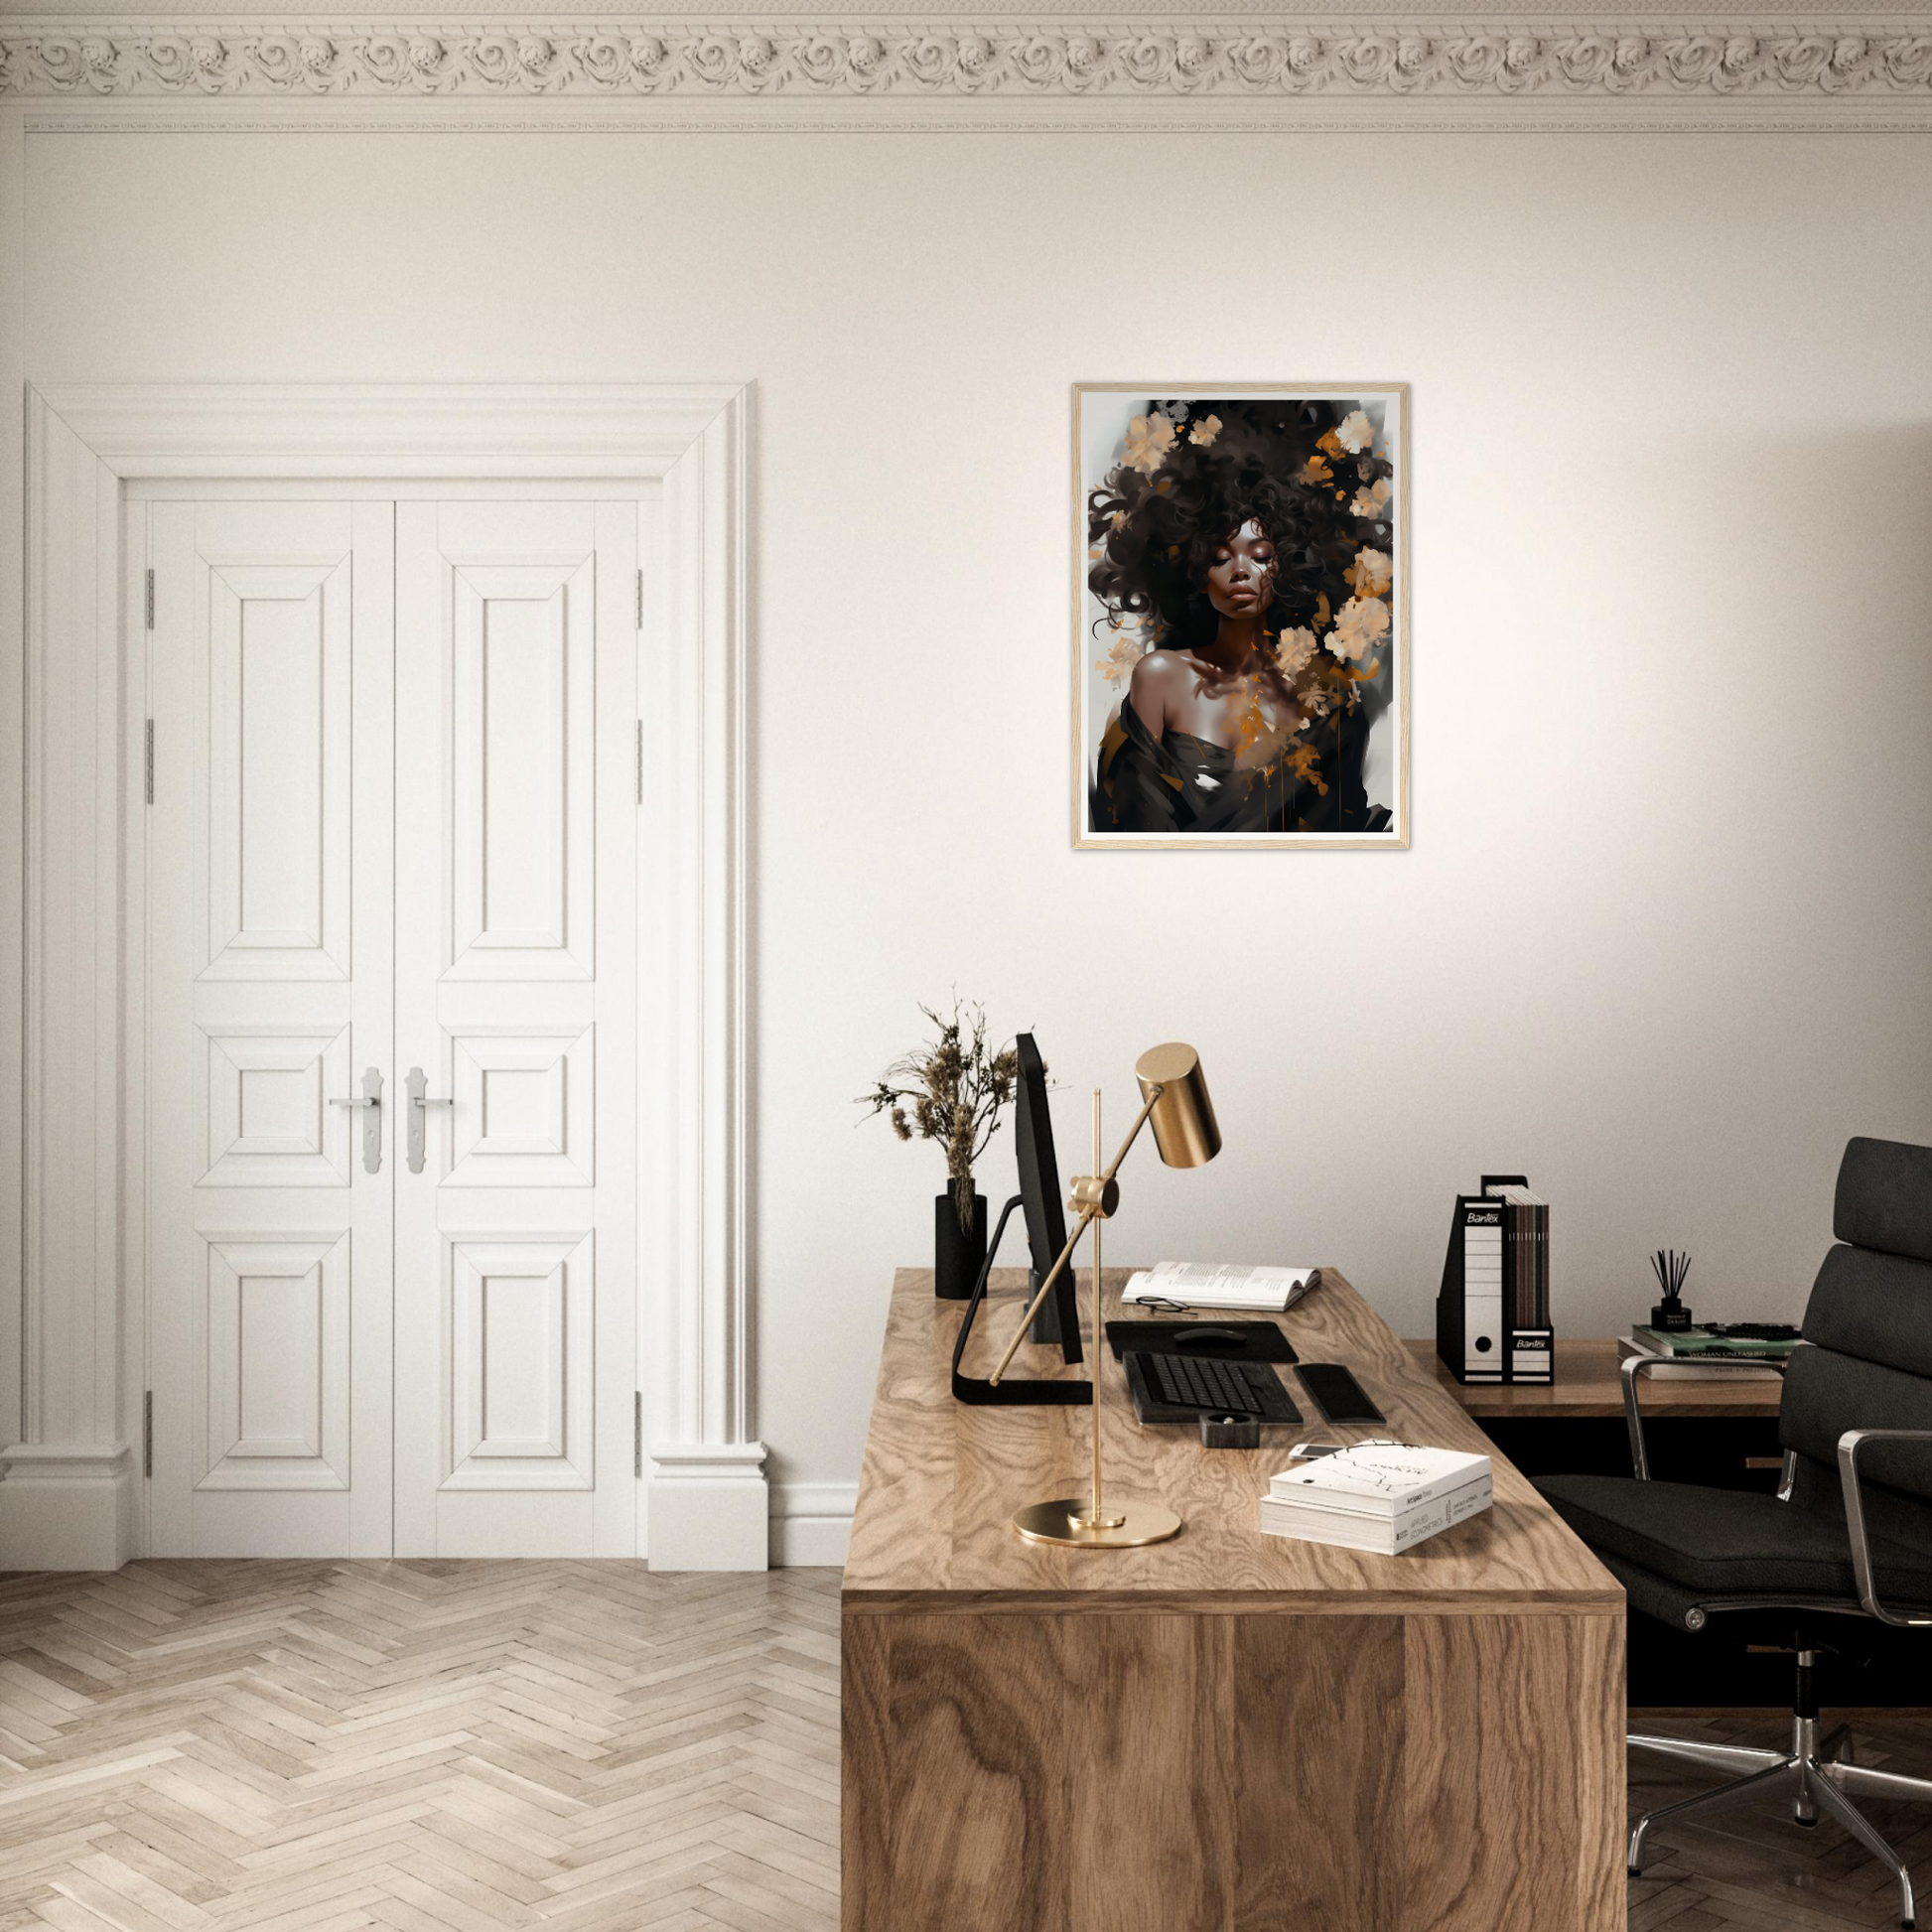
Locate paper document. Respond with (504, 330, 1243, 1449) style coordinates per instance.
(1121, 1261, 1318, 1312)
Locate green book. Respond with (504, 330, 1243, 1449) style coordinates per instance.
(1631, 1325, 1799, 1360)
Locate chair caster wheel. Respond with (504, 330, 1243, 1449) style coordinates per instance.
(1627, 1868, 1641, 1878)
(1795, 1816, 1818, 1829)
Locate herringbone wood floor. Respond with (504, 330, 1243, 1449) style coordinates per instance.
(0, 1562, 840, 1932)
(4, 1562, 1932, 1930)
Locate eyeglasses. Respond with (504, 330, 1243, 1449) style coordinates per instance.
(1134, 1281, 1316, 1317)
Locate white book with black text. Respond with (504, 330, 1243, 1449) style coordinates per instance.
(1267, 1442, 1491, 1517)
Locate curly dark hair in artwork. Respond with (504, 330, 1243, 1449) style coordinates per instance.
(1085, 398, 1394, 656)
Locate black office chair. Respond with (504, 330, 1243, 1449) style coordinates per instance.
(1537, 1136, 1932, 1930)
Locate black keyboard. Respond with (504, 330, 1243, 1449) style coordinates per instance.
(1127, 1350, 1302, 1423)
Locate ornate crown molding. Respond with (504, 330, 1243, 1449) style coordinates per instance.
(3, 16, 1930, 118)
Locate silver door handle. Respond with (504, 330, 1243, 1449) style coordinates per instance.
(404, 1066, 454, 1175)
(329, 1066, 384, 1174)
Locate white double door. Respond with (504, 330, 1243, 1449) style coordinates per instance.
(147, 495, 638, 1557)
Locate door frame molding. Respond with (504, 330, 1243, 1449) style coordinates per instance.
(4, 381, 763, 1570)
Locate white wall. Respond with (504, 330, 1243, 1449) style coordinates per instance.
(21, 127, 1932, 1540)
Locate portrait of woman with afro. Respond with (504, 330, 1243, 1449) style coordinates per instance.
(1078, 391, 1403, 843)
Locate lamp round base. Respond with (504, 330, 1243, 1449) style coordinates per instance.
(1012, 1497, 1182, 1549)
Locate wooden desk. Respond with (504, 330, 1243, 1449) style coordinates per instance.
(843, 1269, 1625, 1932)
(1407, 1337, 1783, 1419)
(1413, 1337, 1810, 1709)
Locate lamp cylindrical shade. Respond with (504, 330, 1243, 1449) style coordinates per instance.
(1134, 1042, 1221, 1169)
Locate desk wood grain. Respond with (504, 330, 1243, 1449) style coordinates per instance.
(1408, 1336, 1785, 1419)
(841, 1268, 1626, 1932)
(843, 1267, 1621, 1613)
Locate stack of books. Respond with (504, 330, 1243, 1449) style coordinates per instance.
(1258, 1442, 1493, 1555)
(1618, 1323, 1798, 1382)
(1496, 1185, 1550, 1334)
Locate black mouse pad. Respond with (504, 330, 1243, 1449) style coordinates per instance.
(1104, 1319, 1298, 1364)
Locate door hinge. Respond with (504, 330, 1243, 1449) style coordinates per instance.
(635, 568, 644, 631)
(144, 569, 155, 631)
(144, 720, 155, 804)
(634, 721, 643, 806)
(633, 1392, 642, 1479)
(143, 1391, 153, 1477)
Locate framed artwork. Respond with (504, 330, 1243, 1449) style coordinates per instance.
(1074, 383, 1409, 850)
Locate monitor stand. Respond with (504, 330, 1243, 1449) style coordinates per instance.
(950, 1195, 1091, 1407)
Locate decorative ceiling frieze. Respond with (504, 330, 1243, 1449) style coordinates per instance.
(3, 16, 1929, 122)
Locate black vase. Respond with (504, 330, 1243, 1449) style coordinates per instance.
(934, 1183, 988, 1300)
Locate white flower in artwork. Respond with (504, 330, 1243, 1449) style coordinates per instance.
(1350, 477, 1393, 520)
(1328, 595, 1391, 661)
(1188, 414, 1223, 447)
(1121, 411, 1178, 476)
(1194, 771, 1221, 791)
(1350, 547, 1393, 597)
(1335, 409, 1375, 455)
(1275, 626, 1317, 675)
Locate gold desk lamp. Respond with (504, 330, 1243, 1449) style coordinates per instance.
(986, 1041, 1221, 1549)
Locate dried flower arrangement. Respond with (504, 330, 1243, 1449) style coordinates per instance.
(859, 998, 1021, 1233)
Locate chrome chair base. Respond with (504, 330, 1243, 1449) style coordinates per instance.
(1630, 1713, 1932, 1929)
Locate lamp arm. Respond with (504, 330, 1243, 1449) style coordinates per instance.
(987, 1085, 1164, 1387)
(1097, 1085, 1164, 1186)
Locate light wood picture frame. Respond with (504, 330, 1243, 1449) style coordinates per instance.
(1073, 382, 1410, 850)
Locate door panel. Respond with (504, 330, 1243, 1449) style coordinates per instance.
(393, 501, 637, 1557)
(148, 501, 395, 1557)
(445, 1231, 594, 1488)
(445, 1026, 596, 1187)
(449, 564, 595, 978)
(204, 564, 352, 978)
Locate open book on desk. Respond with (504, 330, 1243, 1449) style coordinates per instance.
(1122, 1261, 1320, 1313)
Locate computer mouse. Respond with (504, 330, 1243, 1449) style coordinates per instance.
(1175, 1326, 1247, 1350)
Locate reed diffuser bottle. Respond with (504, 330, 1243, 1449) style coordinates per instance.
(1650, 1249, 1694, 1332)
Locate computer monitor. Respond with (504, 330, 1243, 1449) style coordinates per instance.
(1013, 1034, 1083, 1364)
(948, 1032, 1089, 1405)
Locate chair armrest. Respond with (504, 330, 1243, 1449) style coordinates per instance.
(1838, 1429, 1932, 1627)
(1621, 1351, 1788, 1481)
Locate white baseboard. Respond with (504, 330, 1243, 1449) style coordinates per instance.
(0, 1443, 136, 1571)
(770, 1481, 855, 1568)
(0, 1440, 851, 1574)
(646, 1441, 769, 1571)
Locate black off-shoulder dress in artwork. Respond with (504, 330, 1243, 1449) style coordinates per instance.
(1090, 699, 1384, 836)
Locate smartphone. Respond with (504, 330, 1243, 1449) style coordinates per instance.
(1296, 1363, 1386, 1426)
